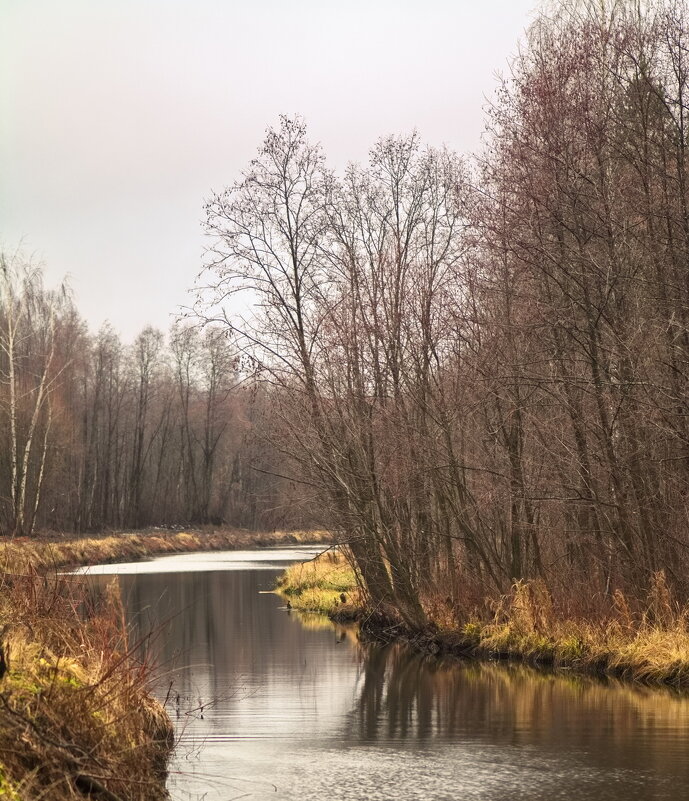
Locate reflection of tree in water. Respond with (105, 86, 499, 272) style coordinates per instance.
(348, 643, 480, 743)
(346, 640, 689, 779)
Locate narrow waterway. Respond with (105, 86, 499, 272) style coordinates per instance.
(80, 548, 689, 800)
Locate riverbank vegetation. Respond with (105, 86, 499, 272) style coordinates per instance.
(279, 554, 689, 686)
(0, 527, 329, 574)
(206, 0, 689, 681)
(277, 549, 359, 615)
(0, 571, 173, 800)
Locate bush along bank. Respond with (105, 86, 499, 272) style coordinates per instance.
(0, 572, 173, 800)
(278, 554, 689, 689)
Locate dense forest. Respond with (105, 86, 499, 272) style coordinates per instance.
(0, 257, 298, 535)
(198, 0, 689, 622)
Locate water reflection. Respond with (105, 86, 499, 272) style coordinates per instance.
(350, 641, 689, 769)
(93, 552, 689, 800)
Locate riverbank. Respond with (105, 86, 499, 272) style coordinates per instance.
(277, 553, 689, 688)
(276, 548, 361, 619)
(0, 527, 331, 574)
(0, 569, 173, 800)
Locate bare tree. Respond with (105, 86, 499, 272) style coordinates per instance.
(0, 254, 68, 536)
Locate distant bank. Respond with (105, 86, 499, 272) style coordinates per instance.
(0, 526, 332, 574)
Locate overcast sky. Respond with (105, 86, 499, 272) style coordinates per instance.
(1, 0, 536, 341)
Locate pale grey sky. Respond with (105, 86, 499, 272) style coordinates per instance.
(1, 0, 536, 340)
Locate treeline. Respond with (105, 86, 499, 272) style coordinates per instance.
(0, 258, 295, 536)
(201, 0, 689, 625)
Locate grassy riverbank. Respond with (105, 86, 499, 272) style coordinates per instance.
(278, 553, 689, 688)
(0, 571, 173, 800)
(276, 549, 360, 617)
(0, 527, 331, 574)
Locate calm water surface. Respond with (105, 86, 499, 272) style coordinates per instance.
(80, 548, 689, 800)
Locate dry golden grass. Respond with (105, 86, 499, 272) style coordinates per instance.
(276, 548, 360, 615)
(0, 527, 332, 575)
(0, 572, 173, 800)
(443, 573, 689, 686)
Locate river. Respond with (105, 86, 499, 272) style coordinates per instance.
(79, 546, 689, 800)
